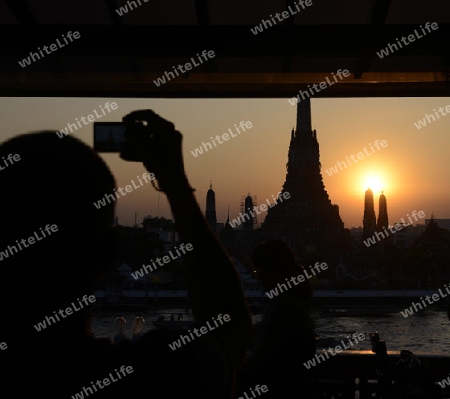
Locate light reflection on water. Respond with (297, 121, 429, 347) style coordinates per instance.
(312, 308, 450, 354)
(91, 308, 450, 354)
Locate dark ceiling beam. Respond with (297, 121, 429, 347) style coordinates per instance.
(194, 0, 215, 73)
(368, 0, 392, 25)
(105, 0, 124, 25)
(282, 0, 297, 73)
(195, 0, 209, 26)
(0, 82, 446, 99)
(3, 0, 36, 75)
(2, 26, 449, 57)
(353, 0, 393, 79)
(3, 0, 36, 24)
(284, 0, 296, 25)
(3, 0, 66, 75)
(104, 0, 142, 74)
(1, 72, 448, 98)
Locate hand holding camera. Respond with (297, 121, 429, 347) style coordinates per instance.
(94, 109, 192, 193)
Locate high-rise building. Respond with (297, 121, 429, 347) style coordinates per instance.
(205, 182, 217, 232)
(376, 191, 389, 232)
(363, 188, 376, 239)
(261, 98, 347, 255)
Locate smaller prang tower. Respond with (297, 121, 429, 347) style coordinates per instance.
(205, 182, 217, 232)
(241, 193, 257, 231)
(376, 191, 389, 232)
(363, 188, 376, 239)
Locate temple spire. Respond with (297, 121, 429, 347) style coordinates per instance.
(205, 182, 217, 232)
(262, 95, 346, 255)
(296, 97, 312, 135)
(363, 188, 376, 238)
(376, 191, 389, 232)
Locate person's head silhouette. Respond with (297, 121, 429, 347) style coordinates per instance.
(0, 131, 119, 346)
(252, 240, 312, 299)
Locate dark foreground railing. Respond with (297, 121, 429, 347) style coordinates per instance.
(309, 341, 450, 398)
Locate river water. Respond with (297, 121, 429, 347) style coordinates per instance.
(91, 307, 450, 355)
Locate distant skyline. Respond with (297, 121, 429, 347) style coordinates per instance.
(0, 97, 449, 228)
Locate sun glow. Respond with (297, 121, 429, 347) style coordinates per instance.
(364, 175, 383, 195)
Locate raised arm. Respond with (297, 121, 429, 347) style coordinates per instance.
(121, 110, 252, 367)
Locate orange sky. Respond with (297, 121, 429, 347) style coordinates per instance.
(0, 97, 449, 228)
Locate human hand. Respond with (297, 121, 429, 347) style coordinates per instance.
(120, 109, 190, 192)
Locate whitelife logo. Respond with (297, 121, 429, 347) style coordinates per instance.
(0, 153, 21, 171)
(228, 191, 290, 228)
(115, 0, 148, 16)
(265, 262, 328, 299)
(168, 314, 231, 351)
(190, 121, 253, 158)
(238, 384, 269, 399)
(71, 365, 134, 399)
(57, 102, 119, 138)
(288, 69, 350, 105)
(34, 294, 96, 332)
(325, 140, 388, 176)
(413, 105, 450, 129)
(0, 224, 58, 261)
(250, 0, 312, 35)
(93, 172, 155, 209)
(153, 50, 215, 87)
(18, 31, 81, 68)
(303, 333, 366, 369)
(131, 243, 193, 280)
(376, 22, 439, 59)
(400, 284, 450, 318)
(438, 373, 450, 389)
(363, 210, 425, 247)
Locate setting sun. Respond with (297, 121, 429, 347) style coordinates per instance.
(364, 175, 384, 195)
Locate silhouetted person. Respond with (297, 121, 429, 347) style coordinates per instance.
(238, 240, 316, 397)
(131, 315, 145, 341)
(114, 314, 127, 343)
(1, 109, 252, 398)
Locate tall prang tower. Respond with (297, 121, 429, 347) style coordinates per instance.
(363, 188, 376, 238)
(260, 98, 347, 256)
(205, 182, 217, 232)
(376, 191, 389, 232)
